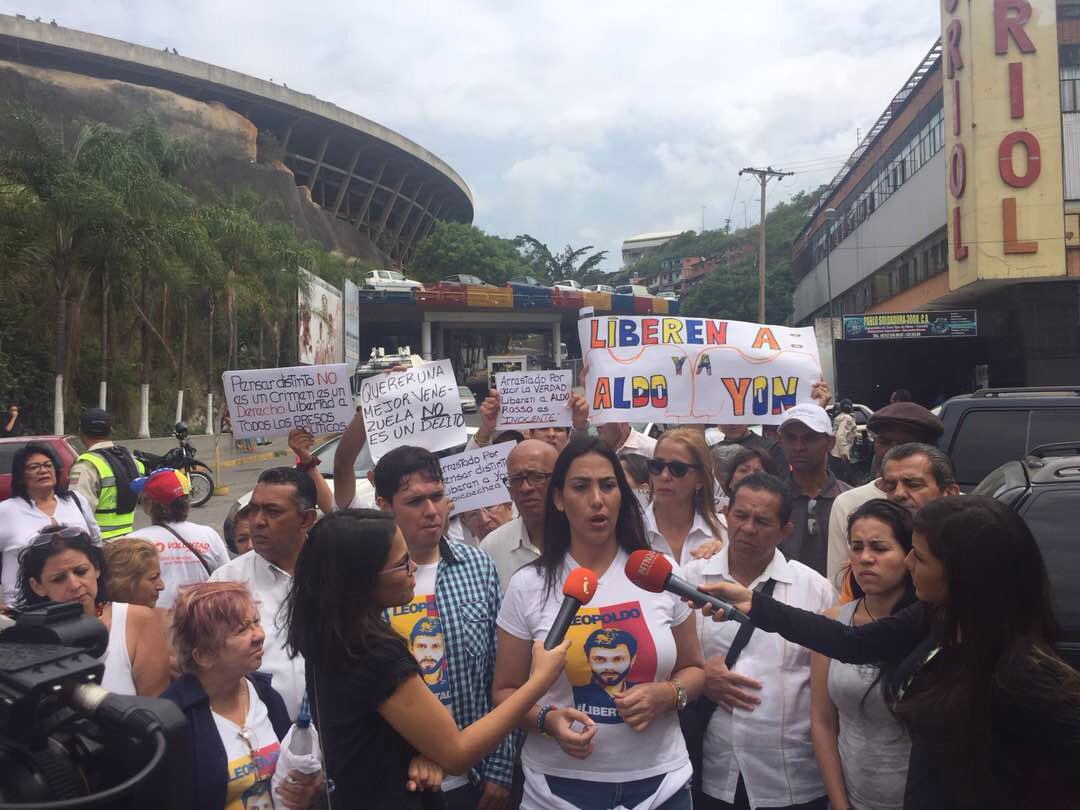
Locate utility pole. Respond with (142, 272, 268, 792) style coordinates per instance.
(739, 166, 794, 322)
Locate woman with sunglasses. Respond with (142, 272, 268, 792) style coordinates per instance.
(15, 525, 170, 697)
(0, 442, 100, 607)
(163, 581, 323, 810)
(285, 508, 570, 810)
(493, 435, 706, 809)
(644, 428, 727, 566)
(691, 496, 1080, 810)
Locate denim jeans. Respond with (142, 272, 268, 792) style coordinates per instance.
(544, 774, 693, 809)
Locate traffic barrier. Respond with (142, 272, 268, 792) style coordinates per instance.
(633, 296, 654, 315)
(652, 298, 669, 315)
(509, 283, 552, 309)
(582, 291, 611, 312)
(466, 286, 513, 309)
(552, 288, 584, 310)
(611, 294, 635, 315)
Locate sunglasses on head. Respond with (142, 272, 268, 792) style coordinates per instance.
(28, 524, 90, 548)
(646, 459, 702, 478)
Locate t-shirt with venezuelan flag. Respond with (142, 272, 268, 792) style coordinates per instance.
(213, 679, 282, 810)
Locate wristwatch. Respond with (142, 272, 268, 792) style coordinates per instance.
(670, 678, 688, 712)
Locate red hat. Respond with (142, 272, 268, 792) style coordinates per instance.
(139, 469, 191, 505)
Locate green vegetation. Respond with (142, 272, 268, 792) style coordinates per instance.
(629, 190, 822, 323)
(0, 104, 375, 436)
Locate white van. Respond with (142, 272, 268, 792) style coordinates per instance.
(615, 284, 650, 297)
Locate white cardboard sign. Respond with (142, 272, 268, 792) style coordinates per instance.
(222, 364, 353, 439)
(578, 315, 822, 425)
(359, 359, 466, 462)
(494, 369, 573, 431)
(440, 442, 514, 516)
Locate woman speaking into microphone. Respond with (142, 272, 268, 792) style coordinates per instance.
(493, 435, 705, 809)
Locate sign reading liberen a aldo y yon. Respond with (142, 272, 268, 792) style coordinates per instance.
(440, 442, 514, 516)
(359, 359, 466, 462)
(579, 315, 822, 425)
(495, 369, 573, 431)
(222, 364, 353, 439)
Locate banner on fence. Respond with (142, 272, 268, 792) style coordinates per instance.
(578, 316, 821, 425)
(359, 359, 466, 462)
(222, 364, 352, 439)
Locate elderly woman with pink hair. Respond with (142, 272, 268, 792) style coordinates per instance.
(161, 582, 323, 810)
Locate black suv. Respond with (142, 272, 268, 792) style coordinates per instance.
(974, 444, 1080, 668)
(937, 387, 1080, 491)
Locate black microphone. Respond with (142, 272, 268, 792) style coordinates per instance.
(543, 567, 598, 649)
(625, 549, 751, 625)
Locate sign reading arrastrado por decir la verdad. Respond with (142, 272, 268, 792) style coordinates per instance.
(579, 315, 822, 425)
(222, 364, 353, 439)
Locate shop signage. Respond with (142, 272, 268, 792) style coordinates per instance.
(842, 310, 977, 340)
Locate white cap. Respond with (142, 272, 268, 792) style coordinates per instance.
(777, 403, 833, 436)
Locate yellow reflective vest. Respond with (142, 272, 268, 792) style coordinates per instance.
(74, 449, 146, 539)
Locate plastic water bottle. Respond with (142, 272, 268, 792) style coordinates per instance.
(271, 705, 322, 797)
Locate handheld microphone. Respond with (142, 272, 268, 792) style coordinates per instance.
(624, 549, 750, 625)
(543, 567, 598, 649)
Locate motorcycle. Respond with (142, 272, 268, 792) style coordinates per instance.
(133, 422, 215, 507)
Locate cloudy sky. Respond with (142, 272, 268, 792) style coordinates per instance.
(11, 0, 941, 270)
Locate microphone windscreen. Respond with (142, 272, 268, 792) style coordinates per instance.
(563, 567, 598, 604)
(625, 549, 670, 593)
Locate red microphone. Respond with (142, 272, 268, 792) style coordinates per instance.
(625, 549, 750, 624)
(543, 567, 598, 650)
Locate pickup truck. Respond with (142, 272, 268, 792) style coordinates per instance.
(936, 387, 1080, 491)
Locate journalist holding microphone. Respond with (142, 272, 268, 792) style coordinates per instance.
(493, 435, 705, 810)
(285, 509, 569, 810)
(689, 495, 1080, 810)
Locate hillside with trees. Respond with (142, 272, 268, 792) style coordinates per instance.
(628, 189, 823, 324)
(0, 104, 377, 437)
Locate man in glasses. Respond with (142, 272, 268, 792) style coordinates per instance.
(775, 404, 850, 577)
(368, 444, 513, 810)
(480, 439, 558, 591)
(824, 402, 944, 587)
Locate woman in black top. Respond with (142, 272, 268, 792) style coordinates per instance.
(692, 495, 1080, 810)
(284, 509, 569, 810)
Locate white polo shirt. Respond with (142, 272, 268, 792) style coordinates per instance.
(642, 502, 727, 568)
(684, 548, 837, 808)
(209, 550, 306, 721)
(479, 516, 540, 591)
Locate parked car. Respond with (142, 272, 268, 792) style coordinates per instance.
(936, 386, 1080, 491)
(0, 435, 80, 501)
(615, 284, 650, 297)
(508, 276, 544, 287)
(657, 291, 679, 301)
(553, 279, 583, 291)
(974, 443, 1080, 668)
(587, 284, 616, 294)
(440, 274, 491, 287)
(458, 385, 478, 413)
(362, 269, 423, 291)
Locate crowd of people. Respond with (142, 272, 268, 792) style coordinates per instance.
(0, 381, 1078, 810)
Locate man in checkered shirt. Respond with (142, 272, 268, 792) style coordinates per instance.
(337, 435, 513, 810)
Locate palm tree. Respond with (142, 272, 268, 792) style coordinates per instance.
(517, 234, 608, 285)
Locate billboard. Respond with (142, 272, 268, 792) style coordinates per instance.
(297, 268, 343, 365)
(843, 310, 977, 340)
(942, 0, 1066, 290)
(344, 278, 361, 370)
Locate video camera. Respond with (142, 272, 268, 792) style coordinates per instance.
(0, 601, 190, 808)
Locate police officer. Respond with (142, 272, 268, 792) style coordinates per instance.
(69, 408, 145, 539)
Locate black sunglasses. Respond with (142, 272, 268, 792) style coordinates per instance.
(646, 459, 702, 478)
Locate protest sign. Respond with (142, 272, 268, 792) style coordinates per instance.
(578, 315, 822, 425)
(359, 359, 466, 462)
(495, 369, 573, 431)
(440, 442, 513, 516)
(222, 364, 352, 439)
